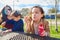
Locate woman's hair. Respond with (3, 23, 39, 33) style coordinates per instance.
(32, 6, 45, 19)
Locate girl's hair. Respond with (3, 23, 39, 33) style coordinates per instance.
(32, 6, 45, 19)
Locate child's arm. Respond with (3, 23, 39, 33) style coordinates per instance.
(24, 16, 32, 33)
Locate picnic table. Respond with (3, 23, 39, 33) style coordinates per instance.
(0, 32, 60, 40)
(0, 32, 49, 40)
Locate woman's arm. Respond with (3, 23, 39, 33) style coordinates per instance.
(1, 21, 6, 27)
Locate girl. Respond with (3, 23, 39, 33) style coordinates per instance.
(24, 6, 50, 37)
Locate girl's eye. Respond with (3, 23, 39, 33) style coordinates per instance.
(32, 12, 38, 14)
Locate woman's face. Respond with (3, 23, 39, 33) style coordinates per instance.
(5, 7, 11, 15)
(32, 8, 43, 22)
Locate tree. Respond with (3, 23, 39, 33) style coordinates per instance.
(21, 8, 29, 17)
(48, 8, 58, 13)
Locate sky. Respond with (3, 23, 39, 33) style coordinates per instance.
(0, 0, 60, 14)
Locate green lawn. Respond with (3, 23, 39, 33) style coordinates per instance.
(50, 25, 60, 38)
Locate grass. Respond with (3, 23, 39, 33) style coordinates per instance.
(46, 19, 60, 38)
(50, 25, 60, 38)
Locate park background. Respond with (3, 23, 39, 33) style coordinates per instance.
(0, 0, 60, 39)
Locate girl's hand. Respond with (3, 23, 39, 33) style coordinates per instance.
(41, 31, 48, 36)
(24, 16, 32, 33)
(24, 16, 31, 23)
(24, 16, 28, 23)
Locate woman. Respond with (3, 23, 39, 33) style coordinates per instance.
(1, 5, 12, 23)
(24, 6, 50, 37)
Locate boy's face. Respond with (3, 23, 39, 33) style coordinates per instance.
(12, 16, 21, 21)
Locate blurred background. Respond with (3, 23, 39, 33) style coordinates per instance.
(0, 0, 60, 38)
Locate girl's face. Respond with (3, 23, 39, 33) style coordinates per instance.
(32, 8, 43, 22)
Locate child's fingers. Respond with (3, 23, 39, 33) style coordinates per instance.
(41, 31, 45, 34)
(41, 31, 48, 36)
(24, 16, 31, 23)
(24, 16, 28, 22)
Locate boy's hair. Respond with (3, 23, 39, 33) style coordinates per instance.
(12, 11, 22, 17)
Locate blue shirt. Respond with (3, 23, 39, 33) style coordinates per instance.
(12, 19, 24, 32)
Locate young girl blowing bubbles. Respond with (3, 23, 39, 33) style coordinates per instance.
(24, 6, 50, 37)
